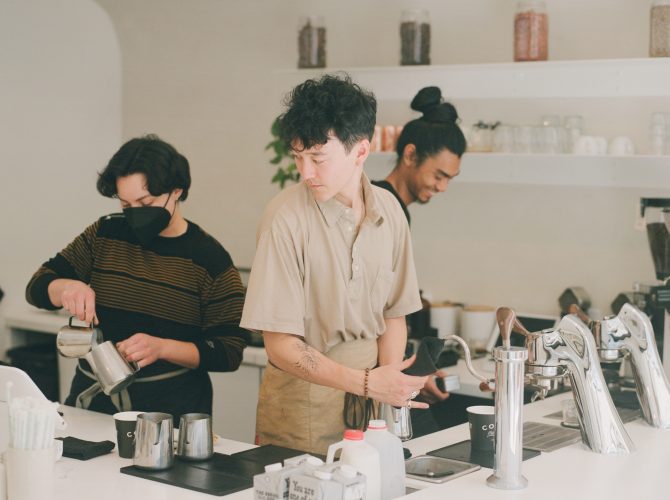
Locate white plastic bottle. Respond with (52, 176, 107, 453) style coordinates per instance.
(365, 420, 405, 500)
(326, 430, 381, 500)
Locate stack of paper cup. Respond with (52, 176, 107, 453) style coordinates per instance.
(460, 305, 496, 351)
(430, 301, 462, 339)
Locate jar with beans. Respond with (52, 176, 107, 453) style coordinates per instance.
(651, 0, 670, 57)
(298, 16, 326, 69)
(400, 9, 431, 65)
(514, 1, 548, 62)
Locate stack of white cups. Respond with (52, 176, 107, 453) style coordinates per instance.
(5, 392, 62, 500)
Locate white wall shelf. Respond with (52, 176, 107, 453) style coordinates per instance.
(275, 58, 670, 189)
(274, 58, 670, 100)
(367, 152, 670, 189)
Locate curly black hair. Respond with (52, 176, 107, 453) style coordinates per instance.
(96, 134, 191, 201)
(278, 73, 377, 153)
(396, 86, 467, 165)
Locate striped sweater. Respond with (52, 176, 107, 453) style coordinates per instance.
(26, 214, 248, 418)
(26, 214, 248, 415)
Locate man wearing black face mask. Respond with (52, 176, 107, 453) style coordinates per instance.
(122, 191, 174, 246)
(26, 135, 249, 421)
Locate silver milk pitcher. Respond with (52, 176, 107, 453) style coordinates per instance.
(382, 403, 413, 441)
(57, 317, 103, 358)
(133, 412, 174, 470)
(177, 413, 213, 461)
(84, 340, 139, 395)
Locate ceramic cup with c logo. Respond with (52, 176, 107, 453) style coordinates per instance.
(113, 411, 144, 458)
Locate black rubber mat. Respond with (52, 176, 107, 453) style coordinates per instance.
(427, 439, 540, 469)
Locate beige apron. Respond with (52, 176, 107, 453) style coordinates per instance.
(256, 338, 378, 455)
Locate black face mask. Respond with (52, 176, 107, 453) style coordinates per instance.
(123, 193, 173, 246)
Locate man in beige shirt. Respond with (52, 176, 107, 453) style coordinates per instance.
(241, 74, 429, 455)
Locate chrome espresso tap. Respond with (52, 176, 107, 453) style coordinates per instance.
(445, 309, 529, 490)
(486, 307, 528, 490)
(525, 313, 634, 454)
(572, 303, 670, 429)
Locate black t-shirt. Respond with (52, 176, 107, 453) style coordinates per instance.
(371, 180, 410, 225)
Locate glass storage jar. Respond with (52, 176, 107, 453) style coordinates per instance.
(651, 0, 670, 57)
(514, 1, 548, 62)
(298, 16, 326, 68)
(400, 9, 431, 65)
(468, 121, 498, 153)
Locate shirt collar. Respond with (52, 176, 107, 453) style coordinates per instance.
(315, 173, 385, 228)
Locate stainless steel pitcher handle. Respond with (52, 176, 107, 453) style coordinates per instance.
(444, 335, 495, 391)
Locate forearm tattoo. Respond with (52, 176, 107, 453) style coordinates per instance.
(293, 338, 319, 376)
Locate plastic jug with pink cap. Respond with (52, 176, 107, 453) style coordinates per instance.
(326, 429, 381, 500)
(365, 420, 405, 500)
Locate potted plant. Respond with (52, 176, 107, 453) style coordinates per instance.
(267, 117, 300, 188)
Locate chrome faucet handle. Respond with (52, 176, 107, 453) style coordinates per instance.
(568, 304, 608, 348)
(496, 307, 532, 346)
(568, 303, 593, 326)
(444, 335, 495, 392)
(496, 307, 515, 350)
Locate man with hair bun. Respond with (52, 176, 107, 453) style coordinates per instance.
(373, 86, 466, 225)
(26, 135, 249, 421)
(373, 87, 467, 435)
(241, 74, 430, 454)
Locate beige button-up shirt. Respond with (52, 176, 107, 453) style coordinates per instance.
(241, 174, 421, 353)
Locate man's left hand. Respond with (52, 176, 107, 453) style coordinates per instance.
(419, 369, 451, 404)
(116, 333, 165, 368)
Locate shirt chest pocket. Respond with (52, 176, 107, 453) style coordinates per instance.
(371, 268, 396, 313)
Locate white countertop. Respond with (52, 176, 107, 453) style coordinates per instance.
(52, 406, 256, 500)
(47, 393, 670, 500)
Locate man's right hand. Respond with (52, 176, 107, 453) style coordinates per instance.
(367, 355, 429, 409)
(48, 279, 98, 325)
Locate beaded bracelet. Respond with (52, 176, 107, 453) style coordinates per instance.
(364, 367, 370, 399)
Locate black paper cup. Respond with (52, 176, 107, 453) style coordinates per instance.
(467, 405, 495, 451)
(113, 411, 143, 458)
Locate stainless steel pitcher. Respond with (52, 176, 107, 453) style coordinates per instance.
(84, 341, 139, 396)
(176, 413, 213, 461)
(133, 412, 174, 470)
(382, 404, 413, 441)
(57, 317, 103, 358)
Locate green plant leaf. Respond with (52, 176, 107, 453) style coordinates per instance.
(267, 115, 300, 188)
(271, 117, 281, 137)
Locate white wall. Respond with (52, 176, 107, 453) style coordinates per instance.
(7, 0, 667, 333)
(0, 0, 121, 354)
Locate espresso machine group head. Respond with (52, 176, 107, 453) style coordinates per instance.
(524, 313, 634, 454)
(570, 303, 670, 429)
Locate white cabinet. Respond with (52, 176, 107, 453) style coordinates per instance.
(273, 58, 670, 187)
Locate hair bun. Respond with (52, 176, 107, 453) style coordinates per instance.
(410, 86, 459, 124)
(426, 102, 459, 124)
(410, 86, 442, 114)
